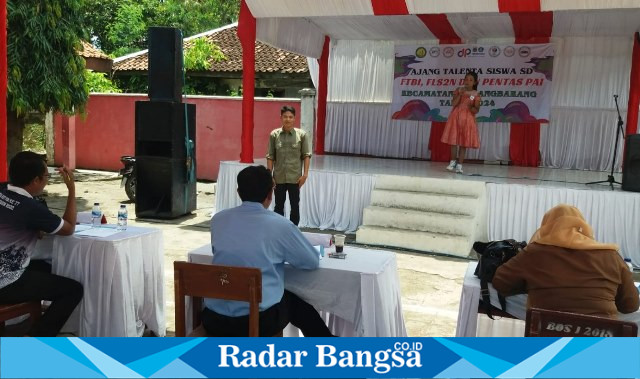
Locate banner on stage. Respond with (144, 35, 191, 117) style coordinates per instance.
(392, 43, 555, 123)
(2, 337, 639, 378)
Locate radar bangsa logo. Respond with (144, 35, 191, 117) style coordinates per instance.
(317, 342, 423, 374)
(218, 342, 423, 374)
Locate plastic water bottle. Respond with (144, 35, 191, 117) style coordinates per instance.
(91, 203, 102, 226)
(117, 205, 128, 231)
(624, 258, 634, 272)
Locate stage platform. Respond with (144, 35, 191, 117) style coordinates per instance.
(279, 155, 624, 190)
(215, 155, 640, 265)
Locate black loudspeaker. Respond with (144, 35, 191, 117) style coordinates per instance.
(148, 27, 183, 102)
(135, 101, 196, 219)
(622, 134, 640, 192)
(135, 101, 196, 158)
(135, 156, 197, 219)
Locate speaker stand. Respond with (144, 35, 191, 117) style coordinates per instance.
(586, 95, 624, 190)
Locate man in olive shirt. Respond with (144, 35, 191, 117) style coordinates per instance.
(266, 106, 311, 226)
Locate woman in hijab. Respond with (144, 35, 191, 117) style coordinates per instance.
(493, 204, 639, 318)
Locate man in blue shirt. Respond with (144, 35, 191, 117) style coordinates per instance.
(0, 151, 83, 336)
(202, 165, 333, 336)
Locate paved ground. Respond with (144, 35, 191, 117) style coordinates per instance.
(39, 168, 473, 337)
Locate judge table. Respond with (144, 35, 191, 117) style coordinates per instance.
(35, 225, 165, 337)
(187, 244, 407, 337)
(456, 262, 640, 337)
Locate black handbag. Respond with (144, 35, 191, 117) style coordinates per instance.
(473, 239, 526, 319)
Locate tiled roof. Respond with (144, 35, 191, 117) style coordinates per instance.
(113, 24, 308, 74)
(79, 41, 111, 60)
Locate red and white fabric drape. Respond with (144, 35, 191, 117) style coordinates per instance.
(507, 11, 553, 167)
(245, 0, 640, 18)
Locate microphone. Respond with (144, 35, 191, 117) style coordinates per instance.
(614, 94, 618, 99)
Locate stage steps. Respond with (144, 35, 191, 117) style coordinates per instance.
(356, 175, 487, 258)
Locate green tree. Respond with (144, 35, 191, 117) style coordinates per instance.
(7, 0, 89, 161)
(184, 37, 226, 71)
(84, 0, 240, 56)
(151, 0, 240, 37)
(83, 0, 120, 52)
(85, 71, 121, 93)
(107, 2, 146, 57)
(115, 37, 228, 96)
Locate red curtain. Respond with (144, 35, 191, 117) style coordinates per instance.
(428, 122, 451, 162)
(626, 32, 640, 136)
(315, 36, 330, 155)
(509, 12, 553, 43)
(507, 11, 552, 167)
(509, 123, 541, 166)
(238, 0, 256, 163)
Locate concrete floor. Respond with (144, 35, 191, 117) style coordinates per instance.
(38, 168, 473, 337)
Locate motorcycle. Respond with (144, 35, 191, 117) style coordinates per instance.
(119, 156, 136, 201)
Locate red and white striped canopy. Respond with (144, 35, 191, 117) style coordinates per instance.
(245, 0, 640, 17)
(235, 0, 640, 168)
(244, 0, 640, 58)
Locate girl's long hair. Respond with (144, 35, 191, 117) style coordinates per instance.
(466, 71, 479, 90)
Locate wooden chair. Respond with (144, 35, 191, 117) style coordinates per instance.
(0, 302, 42, 336)
(525, 307, 638, 337)
(174, 261, 263, 337)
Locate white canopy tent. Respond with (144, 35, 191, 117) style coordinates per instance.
(237, 0, 640, 171)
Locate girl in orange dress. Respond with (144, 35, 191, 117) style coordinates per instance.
(442, 71, 481, 174)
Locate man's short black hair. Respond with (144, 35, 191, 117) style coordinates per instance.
(237, 165, 273, 203)
(9, 151, 47, 187)
(280, 105, 296, 116)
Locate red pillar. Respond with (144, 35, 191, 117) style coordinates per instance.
(61, 115, 76, 169)
(0, 0, 7, 180)
(626, 32, 640, 136)
(508, 11, 552, 167)
(238, 0, 256, 163)
(315, 36, 330, 155)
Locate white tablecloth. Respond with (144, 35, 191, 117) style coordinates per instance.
(38, 226, 166, 337)
(216, 160, 376, 232)
(188, 244, 407, 337)
(487, 183, 640, 266)
(456, 262, 640, 337)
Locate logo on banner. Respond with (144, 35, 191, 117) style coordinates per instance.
(504, 46, 515, 57)
(443, 47, 455, 58)
(415, 47, 427, 58)
(518, 46, 531, 57)
(429, 47, 440, 58)
(458, 47, 485, 58)
(489, 46, 501, 57)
